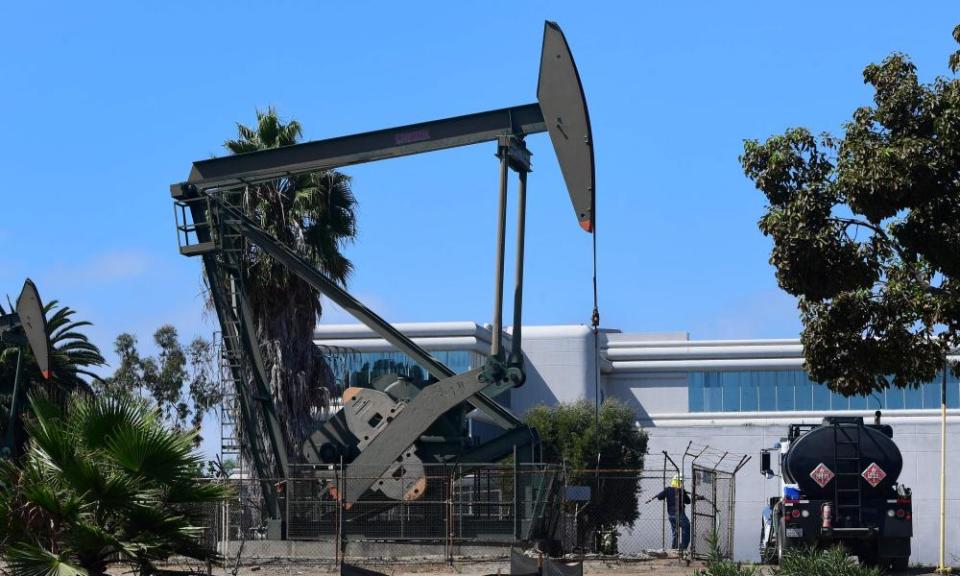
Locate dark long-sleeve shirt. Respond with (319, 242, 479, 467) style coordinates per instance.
(654, 487, 692, 516)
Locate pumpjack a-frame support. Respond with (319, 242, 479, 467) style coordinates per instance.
(171, 21, 595, 534)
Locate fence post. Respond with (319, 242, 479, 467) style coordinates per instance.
(661, 458, 666, 550)
(221, 497, 229, 560)
(662, 451, 681, 559)
(447, 466, 455, 564)
(690, 470, 697, 558)
(725, 473, 734, 558)
(336, 457, 343, 566)
(513, 445, 520, 541)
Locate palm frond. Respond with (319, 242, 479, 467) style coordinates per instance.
(4, 542, 88, 576)
(1, 394, 228, 573)
(235, 122, 258, 143)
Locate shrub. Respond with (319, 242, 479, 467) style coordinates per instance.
(695, 533, 758, 576)
(0, 393, 230, 576)
(777, 546, 884, 576)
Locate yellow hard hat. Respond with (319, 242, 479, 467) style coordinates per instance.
(670, 475, 683, 488)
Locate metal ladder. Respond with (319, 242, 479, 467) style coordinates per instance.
(214, 197, 249, 478)
(833, 422, 863, 525)
(217, 331, 243, 471)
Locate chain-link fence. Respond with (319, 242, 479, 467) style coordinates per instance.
(188, 456, 739, 568)
(690, 465, 736, 560)
(203, 464, 559, 565)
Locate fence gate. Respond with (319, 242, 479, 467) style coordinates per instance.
(690, 464, 736, 560)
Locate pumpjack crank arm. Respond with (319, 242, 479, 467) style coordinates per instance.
(337, 364, 507, 503)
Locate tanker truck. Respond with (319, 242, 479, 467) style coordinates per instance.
(759, 413, 912, 570)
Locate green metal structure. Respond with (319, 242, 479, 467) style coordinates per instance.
(171, 22, 595, 540)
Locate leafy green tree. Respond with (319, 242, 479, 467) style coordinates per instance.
(0, 393, 229, 576)
(218, 107, 358, 456)
(525, 399, 647, 548)
(740, 24, 960, 395)
(99, 326, 219, 442)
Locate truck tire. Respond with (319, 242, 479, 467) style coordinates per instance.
(890, 557, 909, 572)
(776, 519, 789, 565)
(760, 518, 777, 564)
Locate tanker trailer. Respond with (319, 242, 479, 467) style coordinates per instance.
(759, 413, 912, 570)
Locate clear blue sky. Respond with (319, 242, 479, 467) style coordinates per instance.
(2, 2, 958, 453)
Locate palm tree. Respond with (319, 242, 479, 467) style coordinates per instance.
(0, 393, 229, 576)
(1, 300, 106, 455)
(0, 300, 105, 393)
(219, 107, 358, 459)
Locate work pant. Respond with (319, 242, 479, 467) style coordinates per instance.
(668, 513, 690, 549)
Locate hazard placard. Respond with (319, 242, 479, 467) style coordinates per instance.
(810, 463, 835, 488)
(861, 462, 887, 487)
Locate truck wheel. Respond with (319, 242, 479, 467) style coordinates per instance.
(776, 516, 789, 565)
(760, 518, 776, 564)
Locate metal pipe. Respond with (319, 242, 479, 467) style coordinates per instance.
(509, 169, 528, 367)
(604, 344, 804, 360)
(490, 145, 510, 358)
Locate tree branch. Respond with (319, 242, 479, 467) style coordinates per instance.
(829, 216, 915, 265)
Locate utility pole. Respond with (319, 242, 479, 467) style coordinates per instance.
(937, 360, 948, 574)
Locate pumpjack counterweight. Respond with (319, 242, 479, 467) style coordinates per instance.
(171, 21, 595, 539)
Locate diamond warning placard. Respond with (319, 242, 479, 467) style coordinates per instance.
(861, 462, 887, 487)
(810, 463, 835, 488)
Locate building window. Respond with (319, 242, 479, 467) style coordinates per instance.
(319, 348, 484, 394)
(688, 369, 960, 412)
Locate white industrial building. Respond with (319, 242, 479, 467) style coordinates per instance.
(314, 321, 960, 565)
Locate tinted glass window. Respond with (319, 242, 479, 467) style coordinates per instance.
(687, 369, 960, 412)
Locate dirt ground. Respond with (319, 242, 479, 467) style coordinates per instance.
(223, 559, 706, 576)
(216, 558, 951, 576)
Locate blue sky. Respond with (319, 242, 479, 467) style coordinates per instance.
(2, 2, 958, 455)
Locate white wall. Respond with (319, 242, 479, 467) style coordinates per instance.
(643, 415, 960, 566)
(605, 373, 688, 417)
(509, 325, 599, 412)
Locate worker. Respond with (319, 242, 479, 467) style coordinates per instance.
(650, 475, 692, 550)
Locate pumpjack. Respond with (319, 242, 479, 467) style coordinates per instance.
(0, 279, 52, 459)
(171, 22, 595, 539)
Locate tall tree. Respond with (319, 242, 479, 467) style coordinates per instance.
(98, 327, 219, 442)
(220, 107, 358, 458)
(740, 25, 960, 395)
